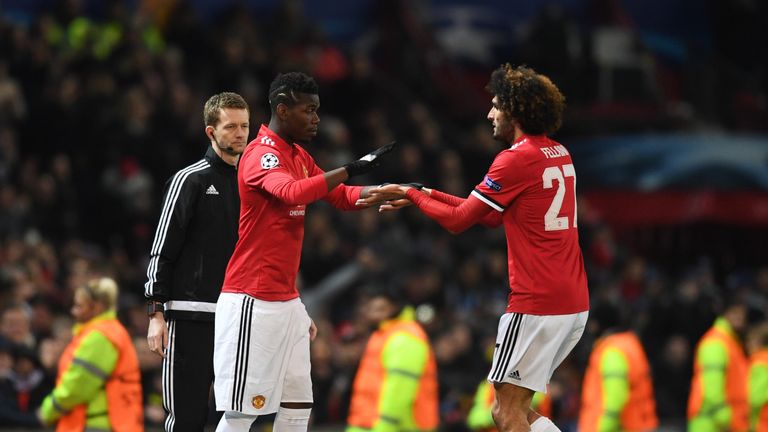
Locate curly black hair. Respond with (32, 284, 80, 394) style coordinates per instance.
(486, 64, 566, 136)
(268, 72, 319, 112)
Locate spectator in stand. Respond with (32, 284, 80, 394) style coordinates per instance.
(1, 304, 35, 349)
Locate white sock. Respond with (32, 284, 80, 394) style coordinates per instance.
(272, 407, 311, 432)
(215, 411, 257, 432)
(530, 416, 560, 432)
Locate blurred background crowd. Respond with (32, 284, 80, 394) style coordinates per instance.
(0, 0, 767, 430)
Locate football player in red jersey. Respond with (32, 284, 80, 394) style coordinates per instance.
(361, 65, 589, 432)
(213, 72, 398, 432)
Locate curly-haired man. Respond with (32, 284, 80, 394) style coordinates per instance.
(363, 65, 590, 432)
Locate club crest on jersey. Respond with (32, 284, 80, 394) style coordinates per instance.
(251, 395, 266, 409)
(261, 153, 279, 169)
(485, 176, 502, 191)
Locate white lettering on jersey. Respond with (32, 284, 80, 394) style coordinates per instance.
(540, 145, 570, 159)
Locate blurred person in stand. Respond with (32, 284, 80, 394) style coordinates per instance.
(688, 297, 749, 431)
(362, 64, 589, 432)
(212, 72, 399, 431)
(651, 334, 691, 424)
(0, 337, 42, 427)
(1, 303, 35, 349)
(38, 277, 143, 431)
(144, 91, 247, 431)
(346, 287, 438, 432)
(578, 303, 657, 432)
(0, 344, 52, 424)
(746, 322, 768, 432)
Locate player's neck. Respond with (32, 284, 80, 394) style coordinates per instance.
(267, 120, 295, 146)
(512, 127, 524, 142)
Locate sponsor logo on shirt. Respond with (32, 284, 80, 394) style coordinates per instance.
(289, 206, 306, 217)
(205, 185, 219, 195)
(261, 153, 279, 169)
(260, 136, 275, 146)
(485, 175, 502, 192)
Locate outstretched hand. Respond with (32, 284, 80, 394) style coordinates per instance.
(344, 141, 397, 178)
(356, 183, 415, 211)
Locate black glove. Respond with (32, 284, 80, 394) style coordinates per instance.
(344, 141, 397, 178)
(403, 182, 424, 190)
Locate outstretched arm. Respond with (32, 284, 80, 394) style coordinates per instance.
(361, 184, 501, 230)
(427, 189, 503, 228)
(246, 141, 398, 207)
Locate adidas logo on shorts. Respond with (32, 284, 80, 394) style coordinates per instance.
(508, 370, 521, 380)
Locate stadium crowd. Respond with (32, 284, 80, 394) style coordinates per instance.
(0, 0, 766, 430)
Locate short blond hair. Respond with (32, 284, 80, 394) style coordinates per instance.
(78, 277, 119, 310)
(204, 92, 249, 127)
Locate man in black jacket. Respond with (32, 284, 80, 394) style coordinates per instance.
(145, 92, 248, 431)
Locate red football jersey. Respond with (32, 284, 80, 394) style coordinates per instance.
(222, 125, 362, 301)
(472, 135, 589, 315)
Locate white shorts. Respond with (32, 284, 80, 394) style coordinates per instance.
(488, 311, 588, 393)
(213, 293, 313, 415)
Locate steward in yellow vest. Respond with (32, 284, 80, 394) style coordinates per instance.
(347, 288, 438, 432)
(688, 300, 749, 432)
(747, 322, 768, 432)
(38, 278, 143, 431)
(578, 303, 657, 432)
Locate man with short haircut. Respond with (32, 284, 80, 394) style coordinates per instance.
(213, 72, 397, 432)
(145, 92, 248, 431)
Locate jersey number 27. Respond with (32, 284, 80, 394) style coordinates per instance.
(542, 164, 577, 231)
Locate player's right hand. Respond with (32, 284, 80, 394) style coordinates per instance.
(344, 141, 397, 178)
(378, 197, 412, 212)
(147, 314, 168, 358)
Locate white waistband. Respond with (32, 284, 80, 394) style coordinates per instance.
(165, 300, 217, 313)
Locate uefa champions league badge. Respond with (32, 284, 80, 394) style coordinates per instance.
(261, 153, 279, 169)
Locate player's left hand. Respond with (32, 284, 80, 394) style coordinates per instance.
(309, 319, 318, 341)
(355, 184, 407, 208)
(377, 198, 412, 212)
(356, 183, 409, 207)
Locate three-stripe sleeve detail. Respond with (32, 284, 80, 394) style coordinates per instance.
(145, 160, 209, 297)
